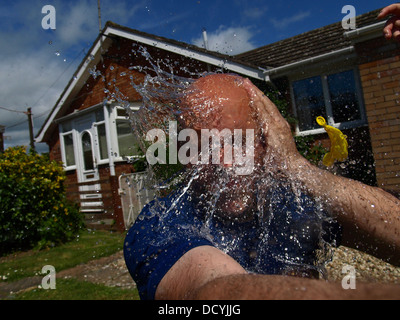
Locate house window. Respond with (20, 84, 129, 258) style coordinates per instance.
(116, 120, 140, 157)
(60, 119, 76, 169)
(97, 123, 108, 160)
(81, 131, 94, 171)
(292, 76, 326, 132)
(93, 107, 108, 162)
(62, 133, 75, 167)
(327, 70, 361, 124)
(112, 105, 141, 159)
(292, 69, 364, 134)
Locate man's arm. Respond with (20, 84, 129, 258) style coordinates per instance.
(156, 245, 400, 300)
(190, 273, 400, 300)
(290, 156, 400, 266)
(243, 79, 400, 266)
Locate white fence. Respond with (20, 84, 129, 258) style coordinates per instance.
(118, 172, 156, 229)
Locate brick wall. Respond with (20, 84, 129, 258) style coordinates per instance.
(65, 38, 213, 114)
(48, 131, 62, 162)
(360, 55, 400, 195)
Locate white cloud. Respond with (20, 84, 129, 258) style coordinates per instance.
(0, 1, 103, 153)
(192, 26, 256, 55)
(57, 0, 98, 45)
(0, 14, 79, 154)
(270, 11, 311, 29)
(0, 51, 72, 153)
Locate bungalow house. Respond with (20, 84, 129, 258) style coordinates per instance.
(36, 7, 400, 231)
(35, 21, 265, 231)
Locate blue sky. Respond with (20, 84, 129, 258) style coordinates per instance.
(0, 0, 388, 153)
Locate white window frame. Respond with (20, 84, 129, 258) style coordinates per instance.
(290, 66, 367, 136)
(59, 127, 77, 171)
(58, 105, 108, 170)
(58, 102, 142, 169)
(93, 110, 109, 166)
(110, 103, 141, 163)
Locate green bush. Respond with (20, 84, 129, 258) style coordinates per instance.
(0, 146, 84, 255)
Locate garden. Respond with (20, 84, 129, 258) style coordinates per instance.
(0, 146, 139, 300)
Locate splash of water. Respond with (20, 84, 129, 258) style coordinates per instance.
(113, 44, 339, 277)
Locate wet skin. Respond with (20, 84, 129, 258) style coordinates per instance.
(180, 74, 265, 220)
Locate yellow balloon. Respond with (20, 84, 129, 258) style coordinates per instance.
(316, 116, 348, 167)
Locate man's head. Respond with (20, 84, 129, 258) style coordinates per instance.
(180, 73, 257, 132)
(179, 74, 263, 221)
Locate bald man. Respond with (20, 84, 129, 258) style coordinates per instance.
(124, 74, 400, 300)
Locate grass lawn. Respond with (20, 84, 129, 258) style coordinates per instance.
(0, 229, 140, 300)
(0, 229, 124, 282)
(11, 278, 140, 300)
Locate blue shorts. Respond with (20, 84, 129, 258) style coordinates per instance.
(124, 184, 341, 300)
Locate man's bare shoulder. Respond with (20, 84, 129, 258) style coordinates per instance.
(155, 245, 247, 300)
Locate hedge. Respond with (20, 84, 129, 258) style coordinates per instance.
(0, 146, 84, 255)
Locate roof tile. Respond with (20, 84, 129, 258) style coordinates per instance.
(236, 8, 383, 68)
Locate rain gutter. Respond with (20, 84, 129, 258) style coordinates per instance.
(262, 46, 355, 78)
(344, 21, 386, 42)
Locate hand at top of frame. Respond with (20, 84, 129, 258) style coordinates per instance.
(378, 3, 400, 42)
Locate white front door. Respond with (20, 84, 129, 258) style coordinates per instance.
(75, 115, 104, 213)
